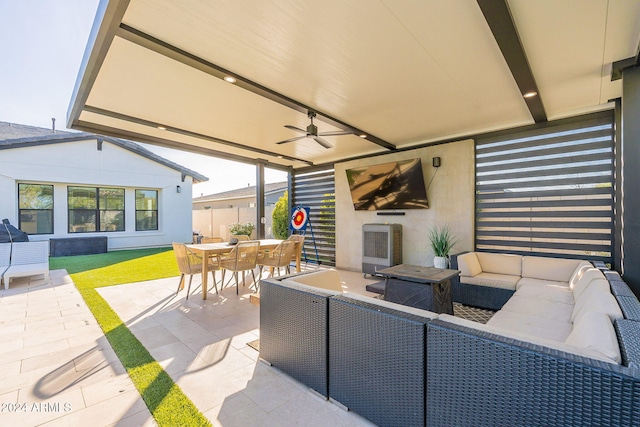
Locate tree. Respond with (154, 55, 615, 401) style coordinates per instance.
(272, 190, 289, 239)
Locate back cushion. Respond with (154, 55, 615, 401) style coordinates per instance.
(572, 269, 607, 300)
(572, 286, 623, 323)
(568, 262, 597, 288)
(565, 311, 621, 364)
(457, 252, 482, 277)
(522, 256, 582, 282)
(476, 252, 522, 276)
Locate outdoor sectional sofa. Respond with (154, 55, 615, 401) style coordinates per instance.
(259, 261, 640, 427)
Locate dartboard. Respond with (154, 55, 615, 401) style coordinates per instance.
(290, 207, 309, 231)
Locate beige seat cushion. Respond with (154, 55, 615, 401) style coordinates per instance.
(500, 294, 573, 323)
(461, 272, 520, 290)
(516, 277, 570, 290)
(513, 283, 575, 305)
(476, 252, 522, 276)
(521, 256, 585, 283)
(440, 314, 618, 364)
(565, 311, 621, 364)
(487, 309, 573, 342)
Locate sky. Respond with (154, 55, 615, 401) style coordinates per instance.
(0, 0, 286, 197)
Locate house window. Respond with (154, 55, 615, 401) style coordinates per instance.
(18, 183, 53, 234)
(68, 186, 125, 233)
(135, 189, 158, 231)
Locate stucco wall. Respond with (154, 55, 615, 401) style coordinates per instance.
(0, 138, 194, 249)
(334, 139, 475, 271)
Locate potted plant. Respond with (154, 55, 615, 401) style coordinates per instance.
(429, 224, 457, 269)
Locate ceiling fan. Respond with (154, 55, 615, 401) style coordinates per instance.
(275, 110, 353, 149)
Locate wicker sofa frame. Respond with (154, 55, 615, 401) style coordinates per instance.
(259, 278, 337, 397)
(259, 268, 640, 427)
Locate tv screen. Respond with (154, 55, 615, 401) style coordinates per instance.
(346, 158, 429, 210)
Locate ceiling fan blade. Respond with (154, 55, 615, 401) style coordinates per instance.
(314, 136, 333, 149)
(318, 130, 354, 137)
(284, 125, 307, 133)
(276, 135, 307, 145)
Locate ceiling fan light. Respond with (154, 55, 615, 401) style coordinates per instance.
(224, 76, 237, 83)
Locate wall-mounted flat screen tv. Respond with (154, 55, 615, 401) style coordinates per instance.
(346, 158, 429, 210)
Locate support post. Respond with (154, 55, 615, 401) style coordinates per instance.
(621, 66, 640, 295)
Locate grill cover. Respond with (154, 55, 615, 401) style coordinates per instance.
(0, 219, 29, 243)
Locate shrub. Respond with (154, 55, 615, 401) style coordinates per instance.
(228, 222, 255, 237)
(272, 190, 289, 239)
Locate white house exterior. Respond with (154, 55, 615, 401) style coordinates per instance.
(0, 122, 207, 251)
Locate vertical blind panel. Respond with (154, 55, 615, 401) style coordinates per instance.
(475, 112, 614, 262)
(292, 168, 336, 266)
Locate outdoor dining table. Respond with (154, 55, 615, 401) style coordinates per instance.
(186, 239, 302, 299)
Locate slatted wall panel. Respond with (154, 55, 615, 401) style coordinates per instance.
(475, 112, 615, 263)
(292, 168, 336, 266)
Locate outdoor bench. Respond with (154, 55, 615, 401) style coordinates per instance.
(2, 241, 50, 290)
(0, 243, 10, 288)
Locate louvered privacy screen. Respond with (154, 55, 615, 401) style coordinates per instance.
(292, 168, 336, 266)
(475, 111, 614, 263)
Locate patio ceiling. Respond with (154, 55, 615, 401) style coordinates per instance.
(68, 0, 640, 170)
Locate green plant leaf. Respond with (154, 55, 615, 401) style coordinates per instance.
(428, 225, 457, 257)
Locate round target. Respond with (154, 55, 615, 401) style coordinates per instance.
(290, 207, 309, 231)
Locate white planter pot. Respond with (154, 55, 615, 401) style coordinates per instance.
(433, 256, 449, 269)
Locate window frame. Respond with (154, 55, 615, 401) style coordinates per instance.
(67, 186, 125, 233)
(18, 183, 54, 235)
(135, 189, 159, 231)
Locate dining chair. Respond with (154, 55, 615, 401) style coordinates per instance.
(257, 239, 297, 281)
(172, 242, 220, 299)
(232, 235, 250, 241)
(219, 241, 260, 294)
(287, 233, 305, 264)
(201, 236, 223, 243)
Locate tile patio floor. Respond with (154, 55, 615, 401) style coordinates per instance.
(0, 266, 382, 426)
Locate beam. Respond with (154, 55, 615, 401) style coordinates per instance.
(72, 119, 307, 168)
(116, 24, 396, 151)
(477, 0, 547, 123)
(67, 0, 130, 128)
(82, 105, 313, 166)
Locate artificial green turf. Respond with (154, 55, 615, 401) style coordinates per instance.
(51, 248, 212, 427)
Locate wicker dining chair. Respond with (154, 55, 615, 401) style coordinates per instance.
(257, 239, 297, 280)
(172, 242, 221, 299)
(219, 241, 260, 294)
(201, 236, 223, 243)
(287, 234, 305, 244)
(287, 233, 305, 264)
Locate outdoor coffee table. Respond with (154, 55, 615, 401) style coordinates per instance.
(378, 264, 460, 314)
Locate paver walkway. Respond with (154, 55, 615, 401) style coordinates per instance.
(0, 268, 378, 426)
(0, 270, 154, 426)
